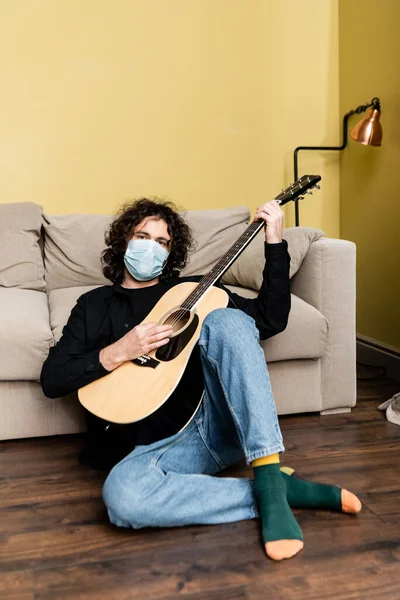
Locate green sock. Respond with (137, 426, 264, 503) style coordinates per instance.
(253, 463, 303, 544)
(280, 466, 342, 511)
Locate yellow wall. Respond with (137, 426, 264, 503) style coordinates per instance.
(0, 0, 339, 236)
(339, 0, 400, 350)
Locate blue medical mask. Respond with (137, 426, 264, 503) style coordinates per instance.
(124, 239, 169, 282)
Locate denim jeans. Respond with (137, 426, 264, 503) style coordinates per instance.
(102, 308, 285, 528)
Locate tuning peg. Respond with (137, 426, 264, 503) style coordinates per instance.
(305, 190, 313, 195)
(297, 196, 304, 201)
(315, 184, 321, 190)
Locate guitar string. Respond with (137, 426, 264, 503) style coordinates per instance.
(161, 178, 313, 330)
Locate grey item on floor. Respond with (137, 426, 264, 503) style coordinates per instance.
(378, 392, 400, 426)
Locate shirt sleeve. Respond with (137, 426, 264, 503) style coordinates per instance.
(220, 240, 291, 340)
(40, 294, 110, 399)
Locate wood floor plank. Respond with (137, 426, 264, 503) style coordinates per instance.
(246, 562, 400, 600)
(0, 518, 258, 574)
(157, 588, 248, 600)
(0, 437, 84, 479)
(0, 376, 399, 599)
(30, 516, 398, 600)
(0, 571, 33, 600)
(364, 490, 400, 523)
(282, 417, 400, 447)
(33, 557, 250, 600)
(0, 470, 103, 509)
(0, 497, 106, 536)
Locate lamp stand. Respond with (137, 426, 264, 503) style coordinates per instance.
(293, 97, 381, 226)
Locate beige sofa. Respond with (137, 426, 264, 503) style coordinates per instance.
(0, 202, 356, 441)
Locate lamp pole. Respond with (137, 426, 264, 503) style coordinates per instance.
(293, 97, 381, 226)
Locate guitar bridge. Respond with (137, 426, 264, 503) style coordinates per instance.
(132, 355, 160, 369)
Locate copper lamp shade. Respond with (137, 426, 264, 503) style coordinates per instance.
(351, 108, 382, 146)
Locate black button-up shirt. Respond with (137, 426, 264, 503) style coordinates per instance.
(41, 241, 290, 470)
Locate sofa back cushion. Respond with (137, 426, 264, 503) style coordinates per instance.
(43, 206, 250, 290)
(180, 206, 250, 276)
(222, 226, 325, 291)
(0, 202, 45, 291)
(43, 214, 112, 291)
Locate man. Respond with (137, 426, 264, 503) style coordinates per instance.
(41, 198, 361, 562)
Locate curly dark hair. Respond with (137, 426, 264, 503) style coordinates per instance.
(101, 198, 195, 284)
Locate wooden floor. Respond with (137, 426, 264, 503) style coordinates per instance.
(1, 375, 400, 600)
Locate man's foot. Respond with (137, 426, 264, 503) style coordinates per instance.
(265, 539, 304, 562)
(341, 488, 362, 513)
(253, 464, 304, 561)
(280, 467, 362, 513)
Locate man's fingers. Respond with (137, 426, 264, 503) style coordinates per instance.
(154, 324, 174, 333)
(148, 328, 173, 342)
(255, 202, 284, 222)
(256, 209, 283, 222)
(256, 200, 281, 212)
(260, 204, 283, 216)
(147, 338, 170, 352)
(137, 322, 172, 334)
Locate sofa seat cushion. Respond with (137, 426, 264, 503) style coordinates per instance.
(48, 286, 101, 342)
(0, 289, 53, 381)
(225, 286, 328, 361)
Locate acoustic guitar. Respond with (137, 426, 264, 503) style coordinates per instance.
(78, 175, 321, 424)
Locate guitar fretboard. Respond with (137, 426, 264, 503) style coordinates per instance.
(181, 220, 264, 310)
(179, 174, 321, 311)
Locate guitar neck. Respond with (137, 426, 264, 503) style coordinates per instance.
(182, 220, 265, 310)
(180, 174, 321, 311)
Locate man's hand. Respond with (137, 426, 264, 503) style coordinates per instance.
(118, 322, 173, 361)
(100, 322, 173, 372)
(254, 200, 284, 244)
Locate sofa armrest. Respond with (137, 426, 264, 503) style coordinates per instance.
(290, 238, 357, 412)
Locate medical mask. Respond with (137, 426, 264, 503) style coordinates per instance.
(124, 239, 169, 282)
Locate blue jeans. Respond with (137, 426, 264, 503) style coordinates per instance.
(102, 308, 285, 528)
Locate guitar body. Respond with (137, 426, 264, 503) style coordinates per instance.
(78, 282, 229, 424)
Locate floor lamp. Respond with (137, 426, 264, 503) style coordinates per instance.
(293, 97, 382, 226)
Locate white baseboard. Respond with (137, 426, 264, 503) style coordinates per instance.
(357, 334, 400, 383)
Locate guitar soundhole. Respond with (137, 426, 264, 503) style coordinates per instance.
(162, 309, 191, 334)
(156, 311, 199, 362)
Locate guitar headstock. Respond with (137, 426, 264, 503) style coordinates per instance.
(277, 175, 321, 207)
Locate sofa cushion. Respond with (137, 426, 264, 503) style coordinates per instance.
(48, 285, 101, 342)
(0, 288, 53, 381)
(43, 214, 112, 292)
(222, 227, 325, 291)
(180, 206, 250, 276)
(225, 286, 328, 361)
(43, 206, 250, 290)
(0, 202, 45, 292)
